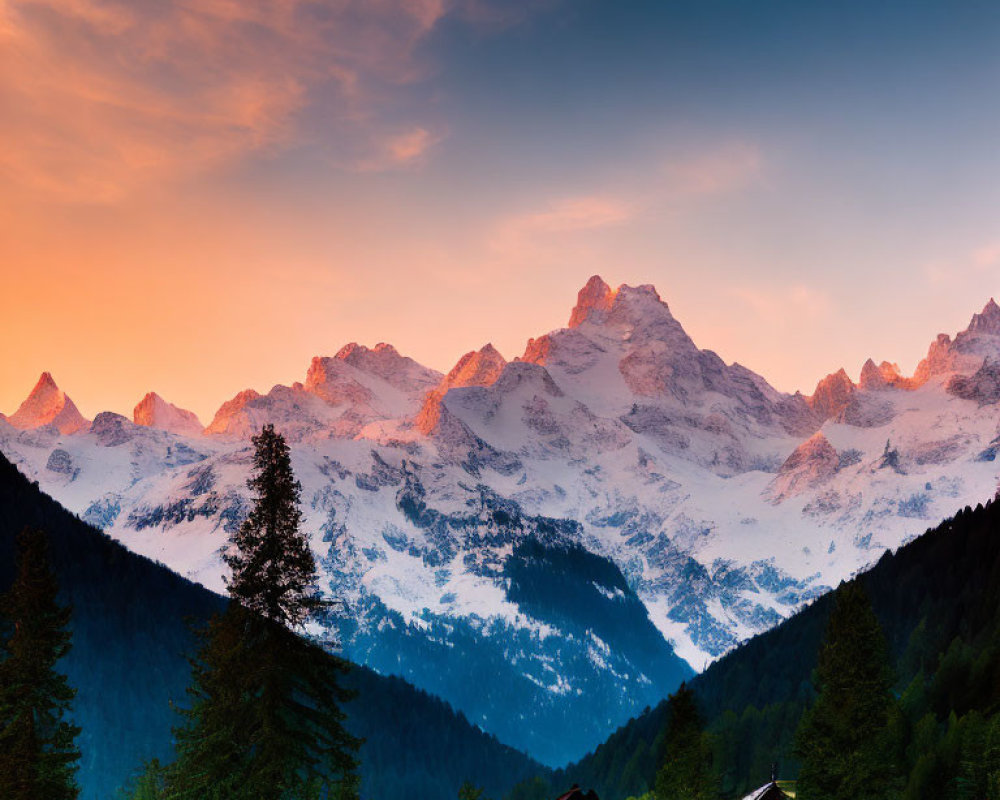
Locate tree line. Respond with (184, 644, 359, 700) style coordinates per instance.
(0, 424, 359, 799)
(553, 497, 1000, 800)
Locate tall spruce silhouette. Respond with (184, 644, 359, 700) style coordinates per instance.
(654, 682, 717, 800)
(0, 527, 80, 800)
(224, 424, 321, 626)
(794, 581, 900, 800)
(169, 424, 359, 799)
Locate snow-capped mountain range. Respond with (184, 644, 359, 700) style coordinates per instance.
(3, 276, 1000, 764)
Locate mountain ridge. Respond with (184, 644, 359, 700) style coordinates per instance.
(4, 275, 1000, 766)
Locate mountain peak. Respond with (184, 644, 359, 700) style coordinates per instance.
(568, 275, 616, 327)
(8, 372, 88, 434)
(416, 343, 507, 434)
(331, 342, 441, 390)
(966, 297, 1000, 335)
(133, 392, 203, 436)
(808, 367, 855, 420)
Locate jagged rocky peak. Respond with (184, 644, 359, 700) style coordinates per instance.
(332, 341, 442, 392)
(859, 359, 909, 391)
(204, 388, 263, 435)
(7, 372, 89, 434)
(305, 356, 375, 406)
(416, 343, 508, 434)
(133, 392, 203, 436)
(966, 297, 1000, 335)
(808, 368, 855, 420)
(565, 275, 699, 356)
(568, 275, 617, 327)
(913, 299, 1000, 385)
(858, 359, 885, 390)
(445, 343, 508, 389)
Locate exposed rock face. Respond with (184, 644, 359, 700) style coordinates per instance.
(90, 412, 136, 447)
(947, 359, 1000, 405)
(416, 344, 507, 434)
(335, 342, 441, 394)
(45, 448, 75, 475)
(913, 300, 1000, 385)
(8, 372, 89, 434)
(767, 432, 840, 502)
(808, 368, 855, 421)
(204, 389, 262, 436)
(966, 297, 1000, 335)
(835, 392, 896, 428)
(568, 274, 617, 327)
(859, 358, 887, 390)
(133, 392, 203, 436)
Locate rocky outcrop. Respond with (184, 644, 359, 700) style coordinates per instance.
(91, 412, 136, 447)
(767, 432, 840, 502)
(947, 359, 1000, 405)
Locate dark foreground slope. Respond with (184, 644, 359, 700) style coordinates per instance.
(0, 452, 543, 800)
(561, 497, 1000, 799)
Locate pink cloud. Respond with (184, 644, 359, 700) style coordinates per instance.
(664, 142, 762, 196)
(972, 242, 1000, 268)
(501, 195, 633, 236)
(0, 0, 530, 202)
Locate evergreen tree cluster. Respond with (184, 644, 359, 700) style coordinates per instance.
(0, 440, 542, 800)
(554, 497, 1000, 800)
(0, 526, 80, 799)
(162, 424, 359, 799)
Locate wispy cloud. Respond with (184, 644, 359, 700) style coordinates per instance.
(0, 0, 537, 202)
(490, 194, 633, 257)
(663, 142, 763, 196)
(925, 239, 1000, 285)
(730, 284, 833, 323)
(355, 126, 444, 172)
(972, 242, 1000, 268)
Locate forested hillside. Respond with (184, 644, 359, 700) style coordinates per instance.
(558, 496, 1000, 799)
(0, 452, 543, 800)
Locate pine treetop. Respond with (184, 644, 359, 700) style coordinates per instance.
(224, 424, 322, 627)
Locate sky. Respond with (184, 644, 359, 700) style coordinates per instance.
(2, 0, 1000, 423)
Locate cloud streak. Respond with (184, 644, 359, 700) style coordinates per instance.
(0, 0, 528, 201)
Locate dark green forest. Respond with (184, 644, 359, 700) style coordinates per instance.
(553, 497, 1000, 799)
(0, 450, 543, 800)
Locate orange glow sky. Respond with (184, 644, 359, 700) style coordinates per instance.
(3, 0, 1000, 423)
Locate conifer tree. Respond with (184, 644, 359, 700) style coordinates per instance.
(654, 682, 717, 800)
(224, 424, 321, 627)
(0, 527, 80, 800)
(794, 581, 900, 800)
(169, 424, 359, 799)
